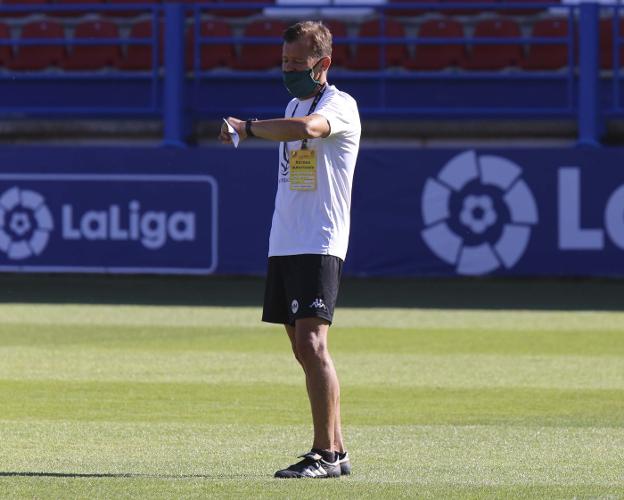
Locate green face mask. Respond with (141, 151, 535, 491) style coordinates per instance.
(282, 59, 324, 99)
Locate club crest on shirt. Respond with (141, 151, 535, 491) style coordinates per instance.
(291, 299, 299, 314)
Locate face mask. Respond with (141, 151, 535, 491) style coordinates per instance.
(282, 59, 324, 99)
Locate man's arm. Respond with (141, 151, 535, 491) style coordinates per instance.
(219, 115, 330, 144)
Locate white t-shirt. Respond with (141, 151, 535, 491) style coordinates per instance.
(268, 84, 361, 261)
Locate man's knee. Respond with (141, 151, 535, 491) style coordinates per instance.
(294, 318, 330, 365)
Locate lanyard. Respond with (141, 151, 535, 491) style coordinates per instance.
(291, 84, 327, 150)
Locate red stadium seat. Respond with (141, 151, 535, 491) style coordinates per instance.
(7, 20, 66, 70)
(405, 18, 465, 70)
(345, 18, 407, 70)
(107, 0, 159, 18)
(440, 0, 496, 17)
(600, 17, 624, 69)
(186, 19, 235, 70)
(117, 20, 163, 70)
(324, 20, 349, 68)
(0, 22, 11, 66)
(462, 18, 523, 70)
(522, 18, 570, 70)
(63, 20, 121, 70)
(232, 20, 286, 70)
(210, 0, 274, 18)
(51, 0, 106, 18)
(386, 0, 436, 18)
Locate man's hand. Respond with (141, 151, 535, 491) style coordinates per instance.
(218, 116, 246, 144)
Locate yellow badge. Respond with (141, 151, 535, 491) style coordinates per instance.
(289, 149, 317, 191)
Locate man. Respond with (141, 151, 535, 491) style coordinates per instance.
(219, 20, 361, 479)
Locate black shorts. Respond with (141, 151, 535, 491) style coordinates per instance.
(262, 254, 343, 326)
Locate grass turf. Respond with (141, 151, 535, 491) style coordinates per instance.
(0, 277, 622, 498)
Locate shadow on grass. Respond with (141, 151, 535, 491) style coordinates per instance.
(0, 273, 623, 311)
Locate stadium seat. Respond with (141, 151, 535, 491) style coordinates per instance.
(63, 20, 121, 70)
(0, 22, 10, 66)
(440, 0, 496, 17)
(462, 18, 523, 70)
(323, 20, 349, 68)
(7, 20, 66, 70)
(386, 0, 436, 18)
(185, 19, 235, 70)
(51, 0, 106, 18)
(117, 20, 163, 70)
(404, 18, 465, 70)
(600, 17, 624, 69)
(231, 20, 286, 70)
(210, 0, 274, 18)
(345, 18, 407, 70)
(107, 0, 159, 18)
(522, 18, 570, 71)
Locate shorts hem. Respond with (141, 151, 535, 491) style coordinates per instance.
(261, 316, 289, 325)
(293, 311, 333, 326)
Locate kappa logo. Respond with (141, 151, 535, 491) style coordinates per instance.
(0, 187, 54, 260)
(309, 298, 327, 310)
(291, 299, 299, 314)
(421, 151, 538, 275)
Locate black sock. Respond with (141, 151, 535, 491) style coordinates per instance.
(312, 448, 335, 463)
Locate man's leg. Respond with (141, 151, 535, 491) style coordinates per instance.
(293, 317, 340, 452)
(285, 323, 344, 453)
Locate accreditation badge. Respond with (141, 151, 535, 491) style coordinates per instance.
(289, 149, 317, 191)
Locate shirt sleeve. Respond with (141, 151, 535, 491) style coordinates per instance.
(313, 93, 352, 138)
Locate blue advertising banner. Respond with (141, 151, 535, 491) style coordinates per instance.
(0, 145, 623, 277)
(0, 173, 217, 274)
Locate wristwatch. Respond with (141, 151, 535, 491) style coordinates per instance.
(245, 118, 258, 138)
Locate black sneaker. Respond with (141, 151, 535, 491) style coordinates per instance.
(337, 451, 351, 475)
(274, 451, 341, 479)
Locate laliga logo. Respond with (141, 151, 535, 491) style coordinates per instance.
(421, 151, 538, 275)
(0, 187, 53, 260)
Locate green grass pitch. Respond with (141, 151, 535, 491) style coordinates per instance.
(0, 276, 622, 499)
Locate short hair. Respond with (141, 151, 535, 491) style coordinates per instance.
(283, 21, 332, 58)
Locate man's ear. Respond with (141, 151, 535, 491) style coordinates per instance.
(321, 56, 332, 72)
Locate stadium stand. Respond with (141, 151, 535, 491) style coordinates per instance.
(116, 19, 162, 70)
(346, 18, 407, 70)
(63, 20, 121, 70)
(108, 0, 159, 18)
(210, 0, 274, 18)
(440, 0, 497, 17)
(186, 19, 236, 70)
(0, 0, 616, 146)
(600, 17, 624, 69)
(522, 17, 570, 70)
(462, 18, 523, 70)
(0, 22, 10, 66)
(51, 0, 106, 18)
(231, 19, 286, 70)
(499, 0, 555, 15)
(323, 19, 349, 68)
(7, 19, 66, 70)
(0, 0, 46, 19)
(404, 18, 465, 70)
(385, 0, 432, 18)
